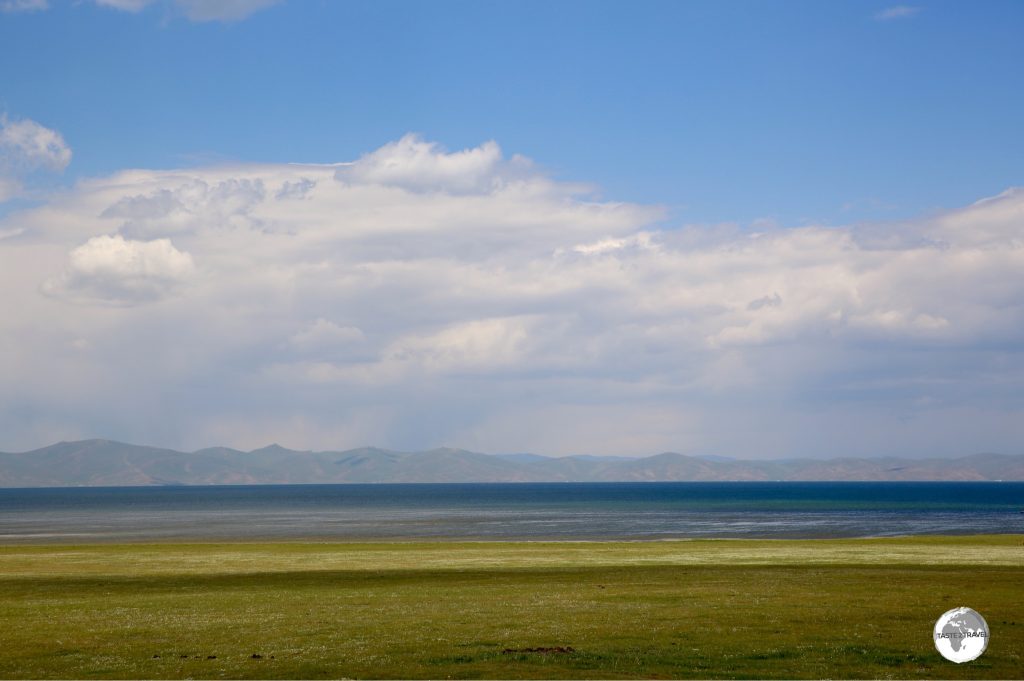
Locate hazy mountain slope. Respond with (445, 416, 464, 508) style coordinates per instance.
(348, 448, 538, 483)
(0, 440, 1022, 487)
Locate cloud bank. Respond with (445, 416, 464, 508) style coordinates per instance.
(1, 134, 1022, 457)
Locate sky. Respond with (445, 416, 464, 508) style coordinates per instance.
(0, 0, 1022, 458)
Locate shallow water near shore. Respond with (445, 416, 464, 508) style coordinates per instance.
(1, 481, 1022, 543)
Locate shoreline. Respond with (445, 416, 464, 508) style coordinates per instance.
(2, 530, 1024, 546)
(2, 534, 1022, 569)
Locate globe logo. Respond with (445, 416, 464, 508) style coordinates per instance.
(933, 607, 989, 663)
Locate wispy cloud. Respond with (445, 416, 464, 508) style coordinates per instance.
(93, 0, 282, 22)
(874, 5, 922, 21)
(94, 0, 149, 11)
(0, 0, 47, 13)
(173, 0, 282, 23)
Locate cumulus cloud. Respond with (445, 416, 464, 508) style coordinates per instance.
(93, 0, 281, 21)
(101, 177, 265, 238)
(337, 134, 532, 195)
(43, 235, 195, 304)
(0, 116, 71, 170)
(0, 115, 71, 202)
(2, 135, 1023, 456)
(276, 177, 316, 200)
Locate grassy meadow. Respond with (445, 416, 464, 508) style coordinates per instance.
(0, 535, 1022, 679)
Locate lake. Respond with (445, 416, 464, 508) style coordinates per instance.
(1, 481, 1022, 542)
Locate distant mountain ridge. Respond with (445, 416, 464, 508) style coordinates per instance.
(1, 440, 1022, 487)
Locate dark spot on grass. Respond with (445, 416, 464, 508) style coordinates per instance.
(251, 653, 262, 659)
(745, 649, 799, 661)
(502, 646, 576, 654)
(455, 640, 501, 648)
(426, 655, 476, 664)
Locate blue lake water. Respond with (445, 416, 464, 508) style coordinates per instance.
(0, 482, 1022, 542)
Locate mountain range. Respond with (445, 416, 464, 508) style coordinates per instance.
(1, 439, 1022, 487)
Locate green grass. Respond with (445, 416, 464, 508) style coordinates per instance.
(0, 536, 1022, 679)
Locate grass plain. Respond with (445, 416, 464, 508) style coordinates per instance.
(0, 535, 1022, 679)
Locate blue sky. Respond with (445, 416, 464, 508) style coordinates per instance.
(4, 1, 1022, 225)
(1, 1, 1022, 457)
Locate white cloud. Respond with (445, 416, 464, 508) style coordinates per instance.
(930, 187, 1024, 247)
(874, 5, 921, 21)
(2, 135, 1023, 457)
(337, 134, 529, 195)
(101, 177, 265, 238)
(276, 177, 316, 200)
(1, 0, 47, 12)
(94, 0, 151, 11)
(384, 317, 534, 375)
(569, 232, 656, 256)
(174, 0, 281, 22)
(43, 235, 195, 304)
(289, 318, 365, 352)
(0, 115, 71, 202)
(93, 0, 281, 21)
(0, 115, 71, 173)
(747, 293, 782, 311)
